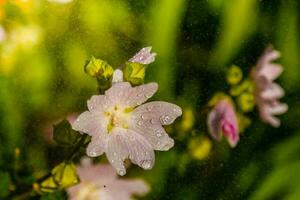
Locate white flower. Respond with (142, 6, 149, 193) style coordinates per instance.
(72, 70, 182, 175)
(67, 159, 149, 200)
(129, 47, 157, 64)
(251, 46, 288, 127)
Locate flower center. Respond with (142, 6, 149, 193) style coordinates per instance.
(104, 105, 133, 133)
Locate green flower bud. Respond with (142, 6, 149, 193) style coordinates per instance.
(52, 162, 79, 189)
(237, 92, 255, 113)
(84, 56, 114, 79)
(123, 61, 146, 85)
(226, 65, 243, 85)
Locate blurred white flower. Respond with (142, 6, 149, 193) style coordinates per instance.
(129, 46, 157, 64)
(0, 26, 6, 43)
(67, 159, 149, 200)
(251, 46, 288, 127)
(10, 25, 41, 49)
(73, 65, 182, 176)
(207, 99, 239, 148)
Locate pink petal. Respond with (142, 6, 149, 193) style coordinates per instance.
(72, 111, 107, 136)
(87, 95, 108, 112)
(260, 83, 284, 100)
(126, 83, 158, 107)
(86, 136, 107, 157)
(129, 47, 157, 65)
(105, 82, 132, 105)
(207, 109, 222, 141)
(131, 101, 181, 150)
(106, 128, 155, 174)
(122, 130, 155, 170)
(260, 64, 283, 81)
(106, 130, 129, 176)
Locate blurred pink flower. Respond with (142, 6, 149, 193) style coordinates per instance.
(72, 70, 182, 176)
(251, 46, 288, 127)
(129, 47, 156, 64)
(207, 100, 239, 148)
(67, 159, 149, 200)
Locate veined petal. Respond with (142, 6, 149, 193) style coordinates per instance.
(131, 101, 181, 150)
(261, 83, 284, 100)
(106, 131, 129, 176)
(132, 101, 182, 125)
(125, 83, 158, 107)
(87, 95, 109, 112)
(131, 122, 174, 151)
(105, 82, 132, 105)
(72, 111, 107, 136)
(86, 135, 107, 157)
(123, 130, 155, 170)
(129, 47, 156, 65)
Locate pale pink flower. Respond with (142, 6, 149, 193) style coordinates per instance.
(251, 46, 288, 127)
(207, 100, 239, 148)
(129, 47, 156, 64)
(72, 70, 182, 175)
(67, 159, 149, 200)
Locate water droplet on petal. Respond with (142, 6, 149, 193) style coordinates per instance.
(141, 114, 147, 120)
(155, 129, 163, 137)
(137, 121, 143, 126)
(160, 115, 171, 124)
(140, 160, 152, 169)
(118, 169, 126, 176)
(145, 93, 152, 98)
(89, 151, 97, 157)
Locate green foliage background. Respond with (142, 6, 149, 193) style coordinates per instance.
(0, 0, 300, 199)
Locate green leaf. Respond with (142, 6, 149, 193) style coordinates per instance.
(53, 119, 81, 147)
(123, 62, 146, 85)
(0, 171, 11, 198)
(40, 191, 65, 200)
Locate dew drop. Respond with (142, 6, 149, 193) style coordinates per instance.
(145, 93, 152, 98)
(118, 169, 126, 176)
(160, 115, 171, 124)
(155, 129, 163, 137)
(141, 114, 147, 120)
(89, 151, 97, 157)
(137, 120, 143, 126)
(140, 160, 152, 169)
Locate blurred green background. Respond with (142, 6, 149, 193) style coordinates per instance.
(0, 0, 300, 199)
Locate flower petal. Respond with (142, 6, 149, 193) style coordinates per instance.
(123, 130, 155, 170)
(105, 82, 132, 105)
(131, 101, 181, 150)
(260, 64, 283, 81)
(129, 47, 156, 65)
(261, 83, 284, 100)
(106, 131, 129, 176)
(86, 136, 107, 157)
(125, 83, 158, 107)
(132, 101, 182, 125)
(207, 109, 222, 141)
(72, 111, 107, 136)
(87, 95, 109, 112)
